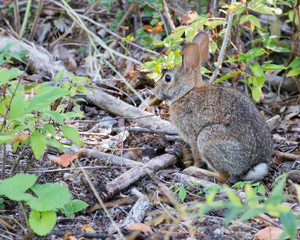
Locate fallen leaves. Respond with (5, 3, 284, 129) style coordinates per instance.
(128, 223, 153, 234)
(181, 10, 198, 24)
(254, 226, 283, 240)
(53, 150, 85, 167)
(142, 23, 163, 34)
(10, 133, 29, 144)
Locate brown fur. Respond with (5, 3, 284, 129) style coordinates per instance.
(154, 32, 272, 182)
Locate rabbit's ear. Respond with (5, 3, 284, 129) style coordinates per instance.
(192, 32, 209, 65)
(183, 43, 200, 73)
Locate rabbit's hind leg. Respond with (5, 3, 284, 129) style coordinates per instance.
(195, 168, 230, 183)
(190, 143, 204, 168)
(197, 124, 246, 179)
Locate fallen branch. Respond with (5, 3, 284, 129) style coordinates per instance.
(100, 153, 178, 201)
(86, 88, 177, 132)
(84, 150, 142, 168)
(120, 189, 152, 228)
(272, 150, 299, 161)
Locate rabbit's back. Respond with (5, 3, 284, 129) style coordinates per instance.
(170, 84, 272, 176)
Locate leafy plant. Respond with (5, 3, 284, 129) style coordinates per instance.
(223, 48, 287, 101)
(197, 176, 300, 240)
(0, 173, 88, 236)
(170, 183, 191, 202)
(0, 42, 29, 66)
(0, 68, 87, 160)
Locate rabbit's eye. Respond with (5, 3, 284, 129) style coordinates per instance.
(165, 74, 172, 82)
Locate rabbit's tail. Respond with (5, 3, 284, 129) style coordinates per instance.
(243, 162, 268, 181)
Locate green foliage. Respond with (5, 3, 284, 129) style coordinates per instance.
(0, 198, 4, 209)
(0, 67, 87, 159)
(0, 174, 88, 236)
(225, 48, 288, 101)
(139, 0, 298, 100)
(0, 42, 28, 65)
(171, 175, 299, 239)
(203, 177, 299, 239)
(61, 200, 89, 217)
(171, 183, 190, 202)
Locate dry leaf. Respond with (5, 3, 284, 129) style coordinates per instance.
(128, 223, 153, 234)
(53, 150, 85, 167)
(181, 11, 198, 24)
(142, 25, 154, 32)
(254, 226, 283, 240)
(142, 23, 163, 34)
(10, 134, 29, 144)
(81, 224, 96, 233)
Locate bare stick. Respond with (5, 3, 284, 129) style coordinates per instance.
(29, 0, 43, 41)
(13, 0, 20, 33)
(86, 88, 177, 132)
(209, 0, 235, 84)
(162, 0, 175, 31)
(101, 153, 178, 201)
(114, 1, 137, 33)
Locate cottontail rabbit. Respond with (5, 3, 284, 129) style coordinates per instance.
(154, 32, 272, 183)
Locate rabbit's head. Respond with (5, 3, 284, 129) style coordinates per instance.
(154, 32, 209, 105)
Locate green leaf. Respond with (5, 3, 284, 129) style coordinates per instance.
(224, 207, 243, 225)
(0, 68, 9, 84)
(280, 212, 297, 240)
(27, 86, 69, 112)
(144, 5, 155, 17)
(250, 2, 275, 15)
(28, 183, 72, 211)
(287, 68, 300, 77)
(205, 190, 217, 204)
(61, 200, 88, 217)
(246, 48, 264, 59)
(0, 100, 6, 116)
(226, 188, 242, 206)
(262, 64, 286, 71)
(60, 126, 81, 147)
(248, 15, 261, 29)
(239, 208, 264, 221)
(31, 131, 46, 159)
(29, 210, 56, 236)
(8, 68, 23, 80)
(271, 177, 286, 197)
(288, 58, 300, 68)
(251, 85, 261, 102)
(249, 63, 264, 77)
(10, 95, 25, 119)
(240, 15, 261, 31)
(169, 26, 186, 40)
(44, 111, 65, 125)
(54, 69, 65, 85)
(0, 173, 37, 201)
(215, 70, 241, 83)
(254, 76, 266, 88)
(245, 184, 258, 206)
(257, 184, 265, 196)
(45, 137, 65, 153)
(44, 124, 56, 137)
(228, 2, 246, 14)
(178, 187, 187, 202)
(225, 54, 248, 63)
(0, 135, 15, 144)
